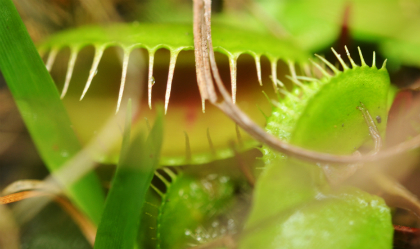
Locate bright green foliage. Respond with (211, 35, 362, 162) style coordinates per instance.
(264, 55, 391, 164)
(240, 183, 392, 249)
(244, 50, 393, 248)
(0, 0, 105, 224)
(291, 66, 390, 153)
(94, 103, 164, 249)
(156, 172, 235, 249)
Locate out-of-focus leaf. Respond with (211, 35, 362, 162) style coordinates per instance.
(157, 172, 236, 249)
(94, 101, 164, 249)
(0, 0, 104, 224)
(240, 184, 392, 249)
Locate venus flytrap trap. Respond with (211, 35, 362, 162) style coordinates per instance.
(240, 47, 393, 249)
(38, 22, 308, 166)
(4, 0, 420, 248)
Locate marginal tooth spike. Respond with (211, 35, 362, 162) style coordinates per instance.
(256, 104, 268, 120)
(262, 91, 274, 108)
(315, 54, 340, 75)
(278, 88, 299, 102)
(150, 184, 163, 197)
(331, 47, 349, 71)
(162, 167, 177, 180)
(61, 47, 79, 99)
(164, 49, 181, 114)
(288, 60, 297, 80)
(184, 132, 191, 162)
(309, 59, 331, 78)
(358, 46, 367, 67)
(275, 78, 285, 87)
(80, 45, 105, 100)
(202, 99, 205, 113)
(381, 59, 387, 70)
(229, 55, 238, 103)
(286, 75, 307, 89)
(207, 128, 216, 156)
(372, 51, 377, 68)
(269, 75, 284, 87)
(154, 171, 170, 187)
(148, 50, 155, 109)
(344, 46, 357, 68)
(46, 47, 59, 72)
(303, 64, 312, 77)
(255, 55, 262, 86)
(296, 76, 319, 82)
(116, 49, 131, 113)
(271, 59, 278, 92)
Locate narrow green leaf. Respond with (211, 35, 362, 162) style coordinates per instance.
(94, 102, 164, 249)
(0, 0, 104, 224)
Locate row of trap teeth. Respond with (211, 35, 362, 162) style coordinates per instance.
(43, 45, 385, 114)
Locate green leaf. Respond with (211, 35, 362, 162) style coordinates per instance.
(240, 184, 392, 249)
(94, 101, 164, 249)
(0, 0, 104, 224)
(156, 172, 235, 249)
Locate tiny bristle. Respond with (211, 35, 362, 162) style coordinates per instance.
(303, 64, 312, 77)
(184, 132, 191, 161)
(207, 128, 216, 156)
(46, 48, 58, 72)
(314, 54, 340, 74)
(309, 59, 331, 78)
(344, 46, 357, 68)
(80, 45, 105, 100)
(381, 59, 387, 70)
(150, 184, 164, 197)
(286, 75, 307, 89)
(256, 104, 269, 120)
(164, 50, 181, 114)
(255, 55, 262, 86)
(269, 75, 284, 87)
(229, 56, 238, 103)
(154, 170, 170, 187)
(288, 60, 297, 80)
(162, 167, 177, 180)
(372, 51, 377, 68)
(278, 88, 299, 102)
(148, 52, 155, 109)
(296, 76, 319, 82)
(271, 59, 278, 93)
(262, 91, 274, 108)
(61, 48, 79, 99)
(116, 50, 131, 113)
(331, 47, 349, 71)
(358, 47, 367, 67)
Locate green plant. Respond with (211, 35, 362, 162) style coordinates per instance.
(2, 0, 420, 249)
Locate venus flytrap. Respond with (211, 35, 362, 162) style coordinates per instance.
(4, 0, 420, 248)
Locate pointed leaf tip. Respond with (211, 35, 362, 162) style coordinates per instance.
(358, 47, 367, 67)
(331, 47, 349, 71)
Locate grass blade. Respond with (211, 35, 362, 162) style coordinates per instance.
(0, 0, 105, 224)
(94, 101, 164, 249)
